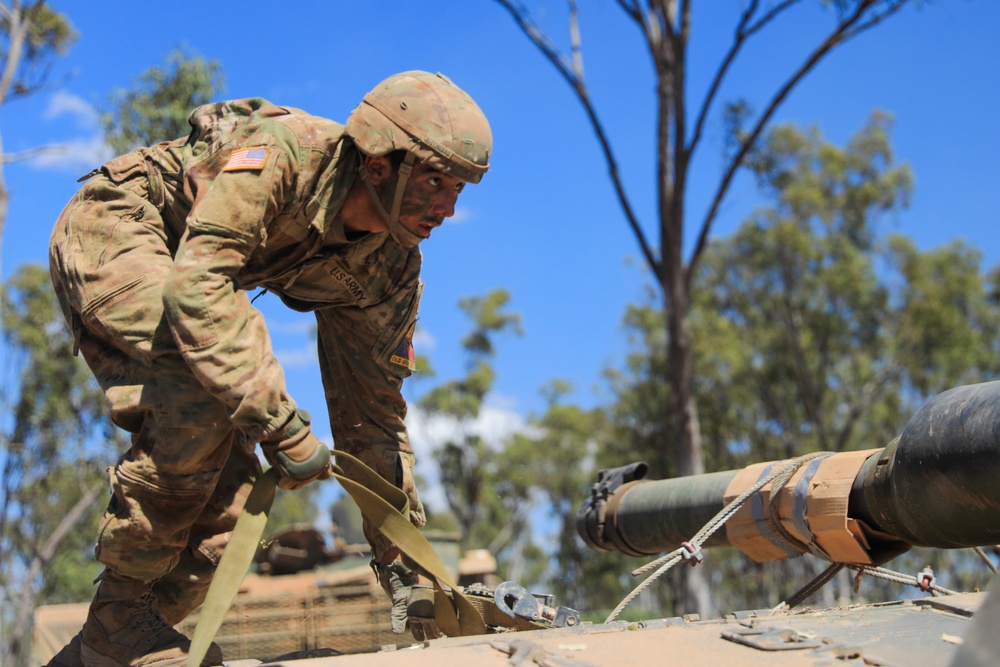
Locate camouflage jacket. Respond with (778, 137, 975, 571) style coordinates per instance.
(103, 98, 421, 453)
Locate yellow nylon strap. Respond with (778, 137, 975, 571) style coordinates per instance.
(188, 467, 278, 667)
(190, 451, 486, 667)
(331, 451, 487, 637)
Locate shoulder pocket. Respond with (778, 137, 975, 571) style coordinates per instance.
(101, 151, 147, 184)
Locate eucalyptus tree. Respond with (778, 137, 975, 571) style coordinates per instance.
(0, 44, 224, 665)
(491, 0, 920, 616)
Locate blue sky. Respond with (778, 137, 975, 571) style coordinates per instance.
(3, 1, 998, 516)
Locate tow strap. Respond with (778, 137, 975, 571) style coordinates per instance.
(330, 451, 488, 638)
(187, 450, 487, 667)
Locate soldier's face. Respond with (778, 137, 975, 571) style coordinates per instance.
(394, 162, 466, 246)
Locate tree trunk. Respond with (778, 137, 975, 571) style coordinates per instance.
(662, 267, 713, 617)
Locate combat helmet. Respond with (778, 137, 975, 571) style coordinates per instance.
(345, 70, 492, 246)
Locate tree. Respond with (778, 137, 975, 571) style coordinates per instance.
(101, 46, 224, 154)
(692, 114, 1000, 468)
(0, 265, 119, 667)
(0, 47, 225, 666)
(0, 1, 76, 312)
(418, 290, 528, 567)
(498, 381, 642, 615)
(693, 114, 915, 465)
(492, 0, 915, 616)
(606, 116, 1000, 612)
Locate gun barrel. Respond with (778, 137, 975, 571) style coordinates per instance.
(578, 381, 1000, 560)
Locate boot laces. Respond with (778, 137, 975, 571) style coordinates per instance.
(132, 591, 172, 634)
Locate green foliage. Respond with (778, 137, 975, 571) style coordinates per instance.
(102, 46, 224, 154)
(417, 289, 531, 570)
(501, 385, 642, 611)
(603, 115, 1000, 612)
(267, 480, 321, 530)
(1, 265, 120, 663)
(20, 2, 75, 58)
(0, 1, 77, 98)
(586, 114, 1000, 617)
(458, 291, 523, 356)
(692, 113, 998, 479)
(602, 297, 675, 476)
(422, 508, 461, 534)
(888, 236, 1000, 394)
(434, 437, 499, 547)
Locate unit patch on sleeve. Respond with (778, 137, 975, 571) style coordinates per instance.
(390, 322, 416, 371)
(223, 147, 270, 171)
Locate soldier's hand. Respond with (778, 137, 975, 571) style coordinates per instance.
(261, 410, 332, 491)
(376, 560, 442, 642)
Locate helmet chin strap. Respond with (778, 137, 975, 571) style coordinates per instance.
(358, 152, 423, 247)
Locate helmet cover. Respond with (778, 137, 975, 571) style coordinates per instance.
(346, 71, 491, 184)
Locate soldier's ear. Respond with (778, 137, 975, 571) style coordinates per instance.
(365, 155, 393, 186)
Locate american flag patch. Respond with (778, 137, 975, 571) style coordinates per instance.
(223, 147, 269, 171)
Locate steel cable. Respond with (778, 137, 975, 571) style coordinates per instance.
(606, 452, 827, 622)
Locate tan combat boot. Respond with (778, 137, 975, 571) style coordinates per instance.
(80, 570, 223, 667)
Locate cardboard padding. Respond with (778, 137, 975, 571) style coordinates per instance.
(723, 461, 803, 563)
(723, 450, 880, 564)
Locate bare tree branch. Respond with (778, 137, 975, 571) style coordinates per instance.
(638, 2, 660, 46)
(491, 0, 659, 273)
(568, 0, 583, 78)
(2, 142, 64, 164)
(613, 0, 642, 22)
(687, 0, 907, 287)
(9, 480, 103, 660)
(833, 360, 902, 453)
(746, 0, 803, 34)
(689, 0, 807, 158)
(653, 0, 676, 37)
(0, 0, 26, 109)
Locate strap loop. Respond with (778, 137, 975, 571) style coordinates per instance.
(331, 450, 488, 637)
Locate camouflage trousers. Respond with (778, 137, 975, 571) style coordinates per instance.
(49, 171, 262, 624)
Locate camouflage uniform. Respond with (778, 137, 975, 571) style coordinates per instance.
(49, 98, 426, 622)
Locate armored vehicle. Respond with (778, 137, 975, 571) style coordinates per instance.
(34, 381, 1000, 666)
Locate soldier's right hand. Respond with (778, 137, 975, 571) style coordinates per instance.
(376, 560, 443, 642)
(261, 410, 332, 491)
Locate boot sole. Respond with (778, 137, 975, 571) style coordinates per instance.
(81, 643, 188, 667)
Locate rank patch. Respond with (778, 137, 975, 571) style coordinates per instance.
(223, 147, 269, 171)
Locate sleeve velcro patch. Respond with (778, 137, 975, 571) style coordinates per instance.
(223, 147, 270, 171)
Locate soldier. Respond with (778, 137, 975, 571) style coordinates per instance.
(45, 70, 491, 667)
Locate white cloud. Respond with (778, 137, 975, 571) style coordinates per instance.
(24, 93, 110, 173)
(405, 396, 536, 512)
(407, 401, 528, 450)
(274, 342, 318, 369)
(448, 207, 473, 224)
(267, 318, 315, 335)
(412, 326, 436, 352)
(27, 136, 112, 172)
(45, 91, 101, 127)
